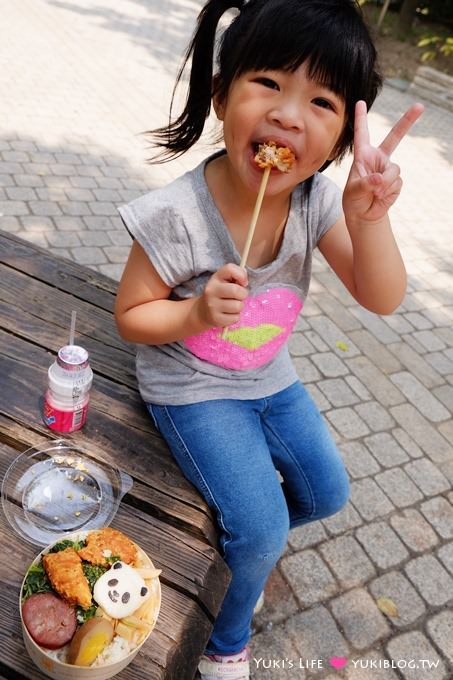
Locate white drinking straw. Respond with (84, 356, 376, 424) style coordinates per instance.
(69, 310, 77, 346)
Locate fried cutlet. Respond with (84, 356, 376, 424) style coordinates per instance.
(43, 547, 92, 610)
(77, 527, 137, 567)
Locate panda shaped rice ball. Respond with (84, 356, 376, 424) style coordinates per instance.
(93, 561, 150, 618)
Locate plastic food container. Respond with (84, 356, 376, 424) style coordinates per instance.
(1, 440, 133, 546)
(19, 530, 161, 680)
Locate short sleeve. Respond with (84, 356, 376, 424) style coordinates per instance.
(118, 186, 194, 288)
(312, 174, 343, 244)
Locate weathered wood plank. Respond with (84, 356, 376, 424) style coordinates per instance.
(1, 231, 118, 306)
(0, 441, 228, 618)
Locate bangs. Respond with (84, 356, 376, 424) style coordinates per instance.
(219, 0, 377, 107)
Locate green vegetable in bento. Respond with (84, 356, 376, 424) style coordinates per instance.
(22, 563, 53, 601)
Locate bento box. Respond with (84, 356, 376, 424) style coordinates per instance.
(19, 528, 161, 680)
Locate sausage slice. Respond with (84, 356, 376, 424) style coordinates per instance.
(22, 592, 77, 649)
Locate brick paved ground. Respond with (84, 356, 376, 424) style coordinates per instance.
(1, 1, 453, 679)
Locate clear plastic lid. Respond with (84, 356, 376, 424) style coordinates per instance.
(1, 440, 133, 546)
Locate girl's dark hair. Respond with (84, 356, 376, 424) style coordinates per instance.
(149, 0, 382, 167)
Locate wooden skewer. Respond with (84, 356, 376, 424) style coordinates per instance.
(222, 166, 271, 339)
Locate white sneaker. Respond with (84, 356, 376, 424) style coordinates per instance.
(253, 591, 265, 615)
(198, 646, 250, 680)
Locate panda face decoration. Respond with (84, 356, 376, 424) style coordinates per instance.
(93, 561, 150, 618)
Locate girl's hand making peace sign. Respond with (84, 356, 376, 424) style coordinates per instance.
(343, 100, 424, 225)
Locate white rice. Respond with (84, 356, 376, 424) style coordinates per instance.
(45, 634, 134, 667)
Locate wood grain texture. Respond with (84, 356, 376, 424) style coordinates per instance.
(0, 231, 230, 680)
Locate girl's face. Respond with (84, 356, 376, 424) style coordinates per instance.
(214, 62, 347, 198)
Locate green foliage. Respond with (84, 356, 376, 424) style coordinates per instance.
(49, 538, 86, 553)
(22, 563, 53, 601)
(418, 34, 453, 61)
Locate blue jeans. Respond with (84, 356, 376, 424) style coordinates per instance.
(147, 380, 349, 655)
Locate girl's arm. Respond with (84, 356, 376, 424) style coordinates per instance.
(115, 240, 248, 344)
(318, 100, 424, 315)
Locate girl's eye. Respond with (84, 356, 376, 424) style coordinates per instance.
(255, 77, 279, 91)
(313, 97, 334, 110)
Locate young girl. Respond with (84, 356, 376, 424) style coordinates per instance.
(115, 1, 423, 678)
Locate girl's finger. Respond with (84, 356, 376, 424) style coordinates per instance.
(375, 176, 403, 201)
(353, 100, 370, 154)
(379, 103, 424, 157)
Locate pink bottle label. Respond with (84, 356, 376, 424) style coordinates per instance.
(43, 398, 88, 433)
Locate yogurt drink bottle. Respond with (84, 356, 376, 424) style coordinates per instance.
(43, 345, 93, 433)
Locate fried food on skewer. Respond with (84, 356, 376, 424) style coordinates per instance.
(254, 141, 295, 173)
(43, 548, 92, 610)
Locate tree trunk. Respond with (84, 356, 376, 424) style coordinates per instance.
(397, 0, 419, 37)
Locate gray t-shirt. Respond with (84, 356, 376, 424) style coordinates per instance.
(118, 153, 342, 405)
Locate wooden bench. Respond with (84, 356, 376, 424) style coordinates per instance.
(0, 230, 230, 680)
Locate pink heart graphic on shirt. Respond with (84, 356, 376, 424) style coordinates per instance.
(184, 287, 302, 370)
(329, 656, 348, 669)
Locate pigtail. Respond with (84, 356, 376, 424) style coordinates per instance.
(148, 0, 245, 162)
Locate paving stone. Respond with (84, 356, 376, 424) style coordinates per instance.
(432, 384, 453, 412)
(285, 606, 349, 676)
(388, 342, 444, 389)
(280, 550, 338, 607)
(354, 401, 396, 432)
(364, 432, 409, 468)
(355, 521, 409, 568)
(0, 215, 20, 232)
(426, 611, 453, 666)
(392, 427, 424, 459)
(345, 651, 399, 679)
(348, 329, 402, 373)
(304, 383, 330, 412)
(375, 468, 423, 508)
(293, 357, 322, 383)
(20, 216, 54, 233)
(65, 187, 95, 202)
(401, 332, 427, 355)
(29, 200, 62, 216)
(83, 216, 115, 231)
(0, 199, 29, 215)
(69, 175, 98, 189)
(319, 535, 376, 587)
(437, 542, 453, 576)
(326, 407, 370, 439)
(390, 509, 439, 552)
(330, 588, 390, 650)
(369, 571, 426, 628)
(350, 479, 394, 521)
(6, 186, 37, 201)
(322, 503, 363, 535)
(413, 330, 446, 352)
(438, 420, 453, 449)
(403, 312, 433, 330)
(302, 330, 329, 352)
(16, 230, 48, 248)
(308, 316, 360, 356)
(37, 186, 68, 201)
(383, 314, 415, 335)
(404, 459, 450, 497)
(420, 497, 453, 539)
(287, 521, 327, 551)
(71, 246, 107, 266)
(78, 231, 113, 248)
(60, 200, 93, 216)
(390, 372, 450, 423)
(46, 231, 81, 248)
(311, 296, 362, 334)
(390, 404, 453, 464)
(53, 216, 86, 232)
(345, 375, 372, 401)
(340, 440, 380, 478)
(288, 332, 315, 356)
(405, 555, 453, 606)
(346, 356, 404, 407)
(423, 307, 453, 327)
(253, 568, 299, 630)
(311, 352, 349, 378)
(97, 263, 126, 281)
(108, 230, 132, 247)
(0, 174, 15, 187)
(318, 378, 360, 407)
(250, 626, 302, 680)
(386, 632, 446, 680)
